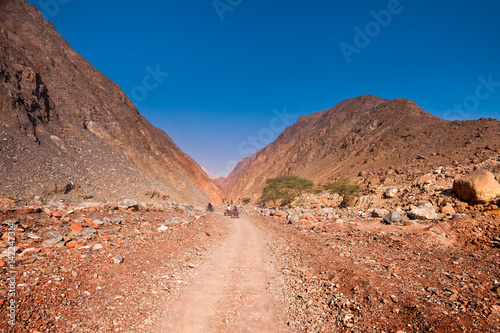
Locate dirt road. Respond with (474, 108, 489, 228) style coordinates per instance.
(157, 212, 288, 333)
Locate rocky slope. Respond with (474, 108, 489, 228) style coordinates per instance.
(226, 95, 500, 201)
(0, 0, 222, 204)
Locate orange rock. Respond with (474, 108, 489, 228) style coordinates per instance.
(303, 215, 313, 221)
(52, 211, 63, 218)
(1, 232, 10, 241)
(274, 211, 283, 217)
(62, 216, 71, 222)
(486, 210, 500, 215)
(66, 241, 87, 248)
(69, 223, 84, 232)
(83, 218, 93, 225)
(0, 260, 6, 267)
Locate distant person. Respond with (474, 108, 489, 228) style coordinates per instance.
(227, 204, 231, 211)
(233, 206, 238, 213)
(207, 202, 213, 212)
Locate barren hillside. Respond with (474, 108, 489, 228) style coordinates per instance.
(226, 95, 500, 201)
(0, 0, 222, 203)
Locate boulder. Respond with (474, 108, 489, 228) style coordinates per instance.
(408, 203, 438, 220)
(288, 214, 299, 225)
(440, 205, 456, 215)
(122, 199, 138, 209)
(384, 188, 398, 198)
(371, 209, 388, 218)
(383, 211, 401, 224)
(453, 170, 500, 204)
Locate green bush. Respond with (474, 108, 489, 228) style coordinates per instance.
(241, 197, 251, 205)
(323, 178, 360, 207)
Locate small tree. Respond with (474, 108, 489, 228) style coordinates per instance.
(241, 197, 251, 205)
(259, 175, 314, 206)
(323, 178, 360, 207)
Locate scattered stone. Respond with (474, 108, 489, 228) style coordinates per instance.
(66, 241, 87, 249)
(42, 237, 65, 248)
(112, 255, 124, 264)
(123, 199, 138, 209)
(441, 205, 456, 215)
(158, 225, 169, 232)
(170, 217, 188, 224)
(93, 244, 104, 250)
(384, 188, 398, 198)
(93, 219, 104, 225)
(372, 209, 388, 218)
(83, 227, 98, 235)
(43, 231, 61, 240)
(70, 222, 84, 232)
(111, 217, 123, 224)
(383, 211, 401, 224)
(1, 219, 18, 226)
(27, 233, 41, 240)
(408, 203, 438, 220)
(288, 214, 299, 226)
(453, 169, 500, 204)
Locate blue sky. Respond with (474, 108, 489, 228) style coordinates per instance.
(27, 0, 500, 176)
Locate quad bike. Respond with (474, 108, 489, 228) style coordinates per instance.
(224, 209, 232, 216)
(230, 210, 240, 218)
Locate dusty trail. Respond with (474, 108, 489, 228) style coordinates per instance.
(157, 212, 287, 333)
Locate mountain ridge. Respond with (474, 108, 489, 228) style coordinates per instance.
(225, 95, 500, 201)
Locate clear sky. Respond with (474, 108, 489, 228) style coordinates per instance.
(27, 0, 500, 177)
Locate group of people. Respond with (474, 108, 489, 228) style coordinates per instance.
(206, 203, 239, 213)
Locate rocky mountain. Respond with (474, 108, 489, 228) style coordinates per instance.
(226, 95, 500, 201)
(0, 0, 222, 203)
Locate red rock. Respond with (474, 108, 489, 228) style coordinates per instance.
(66, 241, 87, 248)
(274, 211, 283, 217)
(83, 218, 93, 225)
(70, 222, 84, 232)
(1, 232, 9, 241)
(0, 260, 6, 267)
(52, 211, 63, 218)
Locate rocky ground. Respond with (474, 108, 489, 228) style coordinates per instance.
(1, 163, 500, 332)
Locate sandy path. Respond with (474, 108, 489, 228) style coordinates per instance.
(156, 213, 287, 333)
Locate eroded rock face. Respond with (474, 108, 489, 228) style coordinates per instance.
(0, 0, 222, 203)
(453, 170, 500, 204)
